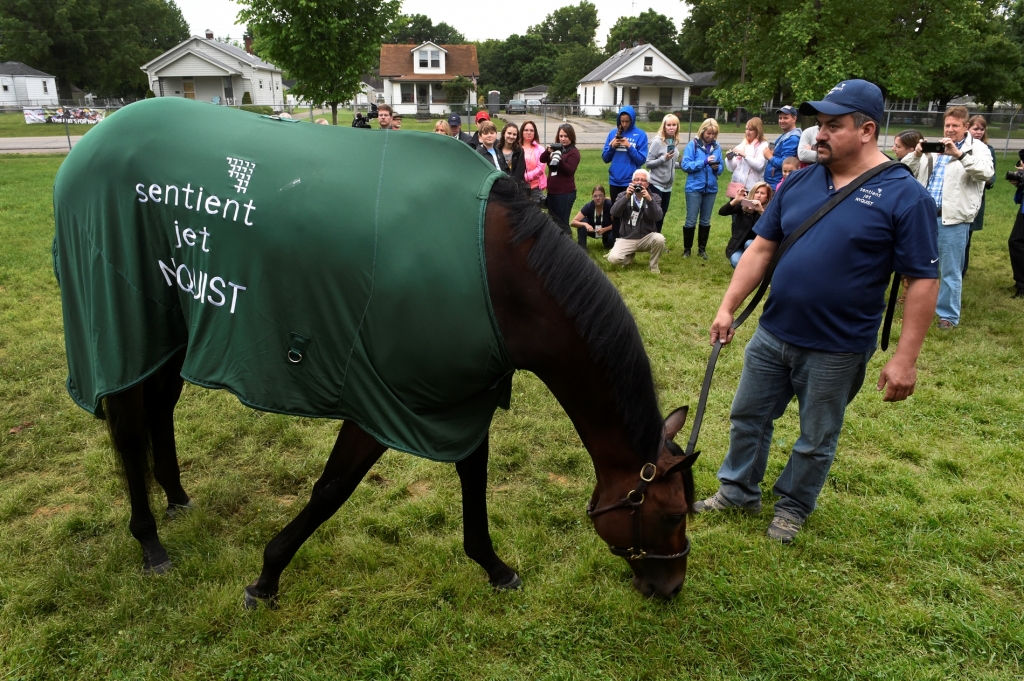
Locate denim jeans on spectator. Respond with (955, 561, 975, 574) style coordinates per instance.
(716, 327, 873, 521)
(606, 185, 627, 249)
(936, 219, 970, 325)
(730, 239, 754, 268)
(649, 186, 672, 233)
(546, 191, 576, 237)
(684, 191, 716, 230)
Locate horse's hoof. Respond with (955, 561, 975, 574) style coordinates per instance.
(492, 572, 522, 591)
(165, 500, 194, 519)
(145, 559, 173, 575)
(243, 584, 278, 610)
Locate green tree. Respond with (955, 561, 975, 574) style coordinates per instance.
(604, 9, 682, 65)
(683, 0, 1019, 110)
(385, 13, 464, 44)
(527, 1, 599, 47)
(441, 75, 473, 112)
(477, 33, 557, 100)
(0, 0, 189, 99)
(238, 0, 400, 125)
(548, 44, 605, 101)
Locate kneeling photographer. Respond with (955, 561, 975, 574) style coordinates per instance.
(1008, 150, 1024, 298)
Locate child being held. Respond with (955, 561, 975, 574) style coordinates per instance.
(775, 156, 800, 192)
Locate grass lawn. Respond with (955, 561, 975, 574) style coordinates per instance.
(1, 151, 1023, 679)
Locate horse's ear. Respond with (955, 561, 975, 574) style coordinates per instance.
(661, 451, 700, 478)
(663, 406, 689, 441)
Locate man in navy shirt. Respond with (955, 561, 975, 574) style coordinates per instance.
(695, 80, 939, 543)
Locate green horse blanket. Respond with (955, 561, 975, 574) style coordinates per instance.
(53, 97, 514, 462)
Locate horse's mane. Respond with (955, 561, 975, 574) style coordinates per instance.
(487, 176, 663, 462)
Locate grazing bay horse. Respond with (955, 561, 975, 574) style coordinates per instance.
(53, 98, 698, 604)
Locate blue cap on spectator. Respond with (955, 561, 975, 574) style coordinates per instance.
(448, 113, 462, 126)
(799, 79, 884, 123)
(777, 105, 799, 117)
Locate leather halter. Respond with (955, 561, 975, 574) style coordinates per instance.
(586, 440, 692, 562)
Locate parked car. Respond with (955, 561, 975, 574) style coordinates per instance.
(526, 99, 543, 113)
(506, 100, 526, 114)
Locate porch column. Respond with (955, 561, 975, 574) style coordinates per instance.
(683, 86, 690, 109)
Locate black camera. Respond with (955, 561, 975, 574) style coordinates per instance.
(1006, 149, 1024, 181)
(352, 103, 379, 129)
(631, 183, 644, 194)
(549, 143, 564, 152)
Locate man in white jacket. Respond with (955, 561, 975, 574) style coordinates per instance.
(902, 106, 993, 329)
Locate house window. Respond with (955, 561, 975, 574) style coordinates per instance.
(2, 84, 8, 92)
(430, 50, 440, 68)
(592, 86, 595, 104)
(400, 83, 414, 103)
(223, 76, 234, 101)
(431, 83, 446, 103)
(157, 78, 165, 96)
(644, 57, 653, 72)
(259, 79, 264, 90)
(43, 80, 49, 93)
(419, 51, 428, 68)
(659, 88, 673, 107)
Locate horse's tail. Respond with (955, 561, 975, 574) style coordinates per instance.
(104, 386, 155, 494)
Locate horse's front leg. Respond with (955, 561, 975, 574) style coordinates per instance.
(244, 421, 386, 608)
(456, 435, 521, 590)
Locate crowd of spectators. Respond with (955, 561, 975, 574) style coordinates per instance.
(369, 96, 1014, 321)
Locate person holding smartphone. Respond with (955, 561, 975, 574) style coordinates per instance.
(646, 114, 682, 233)
(718, 181, 773, 267)
(680, 118, 724, 259)
(902, 105, 994, 329)
(601, 106, 648, 248)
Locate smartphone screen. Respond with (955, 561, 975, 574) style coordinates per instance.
(920, 142, 945, 154)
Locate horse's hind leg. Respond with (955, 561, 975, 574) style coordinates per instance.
(245, 420, 386, 608)
(143, 352, 191, 515)
(106, 385, 172, 573)
(456, 435, 521, 590)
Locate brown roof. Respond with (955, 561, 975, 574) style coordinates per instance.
(379, 44, 479, 80)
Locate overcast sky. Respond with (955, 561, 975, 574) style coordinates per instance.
(173, 0, 691, 44)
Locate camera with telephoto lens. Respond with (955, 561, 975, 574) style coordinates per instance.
(352, 103, 379, 129)
(548, 143, 564, 166)
(1006, 149, 1024, 182)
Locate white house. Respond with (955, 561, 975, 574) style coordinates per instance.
(514, 85, 549, 102)
(577, 44, 693, 118)
(0, 62, 59, 107)
(140, 31, 283, 107)
(378, 42, 478, 116)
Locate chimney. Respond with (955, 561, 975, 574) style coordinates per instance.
(244, 34, 253, 54)
(619, 41, 627, 51)
(205, 29, 214, 39)
(638, 39, 646, 45)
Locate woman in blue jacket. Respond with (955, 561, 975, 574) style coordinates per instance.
(680, 118, 724, 259)
(601, 105, 648, 248)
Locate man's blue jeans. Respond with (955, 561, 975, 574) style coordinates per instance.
(936, 219, 970, 325)
(716, 327, 873, 521)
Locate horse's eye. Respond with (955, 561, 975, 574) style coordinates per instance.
(662, 513, 685, 526)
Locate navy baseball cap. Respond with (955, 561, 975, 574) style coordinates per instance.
(448, 113, 462, 126)
(800, 79, 884, 122)
(777, 105, 799, 117)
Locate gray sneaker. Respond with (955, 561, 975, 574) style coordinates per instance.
(766, 514, 804, 543)
(693, 491, 761, 514)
